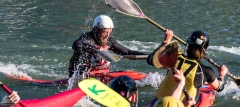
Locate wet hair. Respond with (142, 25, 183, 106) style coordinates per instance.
(186, 44, 206, 59)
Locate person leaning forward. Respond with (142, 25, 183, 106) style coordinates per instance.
(146, 29, 228, 106)
(68, 15, 147, 78)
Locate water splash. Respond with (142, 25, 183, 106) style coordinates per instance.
(73, 96, 100, 107)
(83, 0, 101, 32)
(135, 72, 165, 89)
(0, 62, 31, 79)
(217, 80, 240, 100)
(67, 70, 90, 90)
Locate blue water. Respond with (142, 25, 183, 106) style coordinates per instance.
(0, 0, 239, 106)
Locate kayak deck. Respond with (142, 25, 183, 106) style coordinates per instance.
(3, 70, 147, 86)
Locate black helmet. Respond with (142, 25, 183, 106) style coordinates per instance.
(110, 75, 137, 99)
(187, 30, 209, 50)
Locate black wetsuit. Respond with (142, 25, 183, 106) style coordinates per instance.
(195, 61, 216, 87)
(68, 31, 146, 77)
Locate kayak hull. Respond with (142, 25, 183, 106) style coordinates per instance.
(13, 88, 86, 107)
(196, 85, 216, 107)
(144, 84, 216, 107)
(3, 70, 147, 86)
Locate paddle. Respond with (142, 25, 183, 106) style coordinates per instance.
(104, 0, 240, 88)
(0, 81, 25, 107)
(151, 40, 192, 104)
(98, 50, 148, 62)
(78, 78, 130, 107)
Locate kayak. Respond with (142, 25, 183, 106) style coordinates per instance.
(2, 79, 214, 107)
(2, 70, 147, 86)
(145, 84, 216, 107)
(2, 78, 129, 107)
(196, 84, 216, 107)
(0, 80, 86, 107)
(12, 88, 85, 107)
(10, 84, 214, 107)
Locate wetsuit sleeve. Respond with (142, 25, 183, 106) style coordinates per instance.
(202, 65, 216, 84)
(146, 52, 154, 66)
(68, 35, 99, 77)
(72, 38, 99, 53)
(108, 38, 147, 59)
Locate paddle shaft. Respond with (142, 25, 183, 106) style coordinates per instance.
(121, 55, 148, 59)
(204, 57, 235, 80)
(146, 17, 234, 80)
(145, 18, 186, 45)
(0, 82, 25, 107)
(109, 54, 148, 62)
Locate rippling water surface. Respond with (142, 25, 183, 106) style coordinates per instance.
(0, 0, 239, 106)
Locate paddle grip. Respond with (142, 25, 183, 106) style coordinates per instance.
(183, 88, 190, 101)
(183, 88, 195, 107)
(0, 84, 26, 107)
(122, 55, 148, 59)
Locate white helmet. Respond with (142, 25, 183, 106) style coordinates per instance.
(93, 15, 114, 29)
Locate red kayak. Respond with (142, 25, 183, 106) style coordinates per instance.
(13, 88, 85, 107)
(3, 70, 147, 86)
(1, 81, 85, 107)
(196, 84, 216, 107)
(145, 84, 216, 107)
(11, 84, 214, 107)
(1, 82, 214, 107)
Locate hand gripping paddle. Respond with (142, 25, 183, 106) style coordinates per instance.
(152, 40, 178, 69)
(151, 40, 192, 104)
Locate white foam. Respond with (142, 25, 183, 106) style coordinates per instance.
(217, 80, 240, 100)
(73, 96, 100, 107)
(135, 72, 165, 89)
(0, 62, 31, 79)
(117, 40, 160, 52)
(209, 46, 240, 56)
(0, 62, 66, 79)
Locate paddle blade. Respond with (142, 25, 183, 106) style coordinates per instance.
(97, 50, 119, 62)
(105, 0, 145, 18)
(234, 79, 240, 88)
(152, 40, 178, 69)
(226, 73, 240, 88)
(78, 78, 130, 107)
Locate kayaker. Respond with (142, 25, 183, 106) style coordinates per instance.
(146, 29, 228, 106)
(110, 75, 138, 107)
(0, 91, 20, 107)
(153, 68, 196, 107)
(68, 15, 147, 78)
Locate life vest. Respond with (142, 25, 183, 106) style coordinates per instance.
(90, 45, 110, 70)
(153, 96, 184, 107)
(156, 54, 199, 101)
